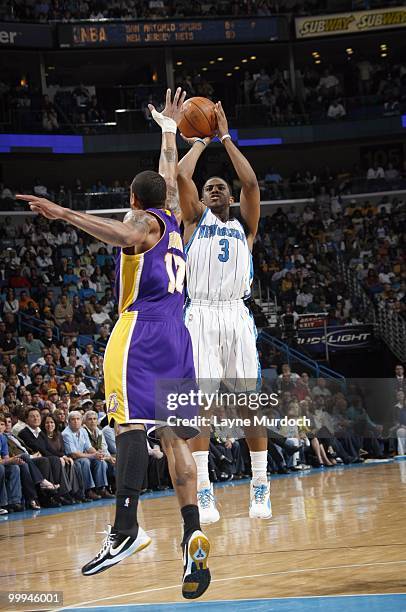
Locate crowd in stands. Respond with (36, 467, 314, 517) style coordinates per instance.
(2, 53, 406, 135)
(237, 57, 406, 127)
(253, 188, 405, 322)
(0, 83, 108, 134)
(2, 156, 406, 214)
(1, 335, 404, 514)
(258, 161, 406, 201)
(0, 0, 398, 22)
(0, 195, 404, 513)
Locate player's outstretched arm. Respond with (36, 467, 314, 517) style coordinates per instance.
(149, 87, 186, 220)
(215, 101, 260, 248)
(15, 195, 151, 248)
(177, 136, 209, 226)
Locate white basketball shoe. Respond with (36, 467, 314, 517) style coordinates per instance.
(197, 483, 220, 524)
(249, 481, 272, 519)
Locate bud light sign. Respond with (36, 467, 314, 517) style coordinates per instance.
(297, 325, 375, 353)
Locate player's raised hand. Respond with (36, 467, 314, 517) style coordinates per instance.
(15, 194, 65, 219)
(214, 101, 229, 139)
(148, 87, 186, 127)
(180, 133, 212, 147)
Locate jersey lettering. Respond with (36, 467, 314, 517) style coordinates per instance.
(165, 252, 186, 294)
(198, 224, 245, 242)
(218, 238, 230, 262)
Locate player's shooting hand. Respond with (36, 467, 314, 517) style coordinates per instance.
(180, 134, 212, 147)
(15, 194, 66, 220)
(214, 101, 229, 138)
(148, 87, 186, 127)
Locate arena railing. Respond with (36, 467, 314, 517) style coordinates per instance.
(259, 331, 346, 385)
(1, 93, 404, 136)
(54, 365, 99, 387)
(337, 255, 406, 363)
(16, 313, 106, 358)
(17, 312, 60, 342)
(2, 181, 405, 215)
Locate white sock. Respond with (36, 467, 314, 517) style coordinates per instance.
(250, 450, 268, 484)
(192, 451, 210, 489)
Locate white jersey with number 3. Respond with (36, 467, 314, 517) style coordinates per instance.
(185, 208, 252, 301)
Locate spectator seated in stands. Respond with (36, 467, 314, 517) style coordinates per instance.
(41, 413, 85, 503)
(2, 412, 56, 509)
(394, 391, 406, 455)
(327, 99, 346, 120)
(19, 331, 44, 364)
(209, 406, 245, 481)
(18, 407, 73, 504)
(0, 413, 23, 513)
(82, 410, 114, 495)
(62, 410, 110, 500)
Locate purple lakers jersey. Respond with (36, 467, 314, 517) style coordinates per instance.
(114, 208, 186, 318)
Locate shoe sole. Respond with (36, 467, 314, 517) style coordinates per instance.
(182, 533, 211, 600)
(249, 501, 273, 520)
(249, 511, 273, 519)
(82, 535, 152, 576)
(199, 513, 220, 525)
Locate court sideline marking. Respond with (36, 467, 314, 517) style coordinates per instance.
(59, 592, 406, 611)
(54, 558, 406, 610)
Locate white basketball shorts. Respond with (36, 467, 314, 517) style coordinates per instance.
(184, 298, 261, 392)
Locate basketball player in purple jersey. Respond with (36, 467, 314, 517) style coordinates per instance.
(16, 88, 211, 600)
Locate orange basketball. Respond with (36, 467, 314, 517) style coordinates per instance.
(179, 97, 217, 138)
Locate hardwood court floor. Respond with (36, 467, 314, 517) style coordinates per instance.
(1, 461, 406, 610)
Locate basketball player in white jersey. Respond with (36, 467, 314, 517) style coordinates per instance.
(177, 101, 271, 522)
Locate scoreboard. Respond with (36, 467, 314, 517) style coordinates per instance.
(58, 17, 286, 48)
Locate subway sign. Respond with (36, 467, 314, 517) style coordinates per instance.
(296, 6, 406, 38)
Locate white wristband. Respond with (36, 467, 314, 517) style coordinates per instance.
(150, 108, 177, 133)
(220, 133, 232, 143)
(194, 138, 206, 146)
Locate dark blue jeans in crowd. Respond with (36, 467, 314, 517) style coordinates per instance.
(0, 463, 22, 506)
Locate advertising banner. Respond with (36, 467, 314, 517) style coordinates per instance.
(297, 325, 375, 353)
(0, 22, 53, 47)
(295, 7, 406, 39)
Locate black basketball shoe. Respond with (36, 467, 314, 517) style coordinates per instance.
(82, 524, 151, 576)
(182, 530, 211, 599)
